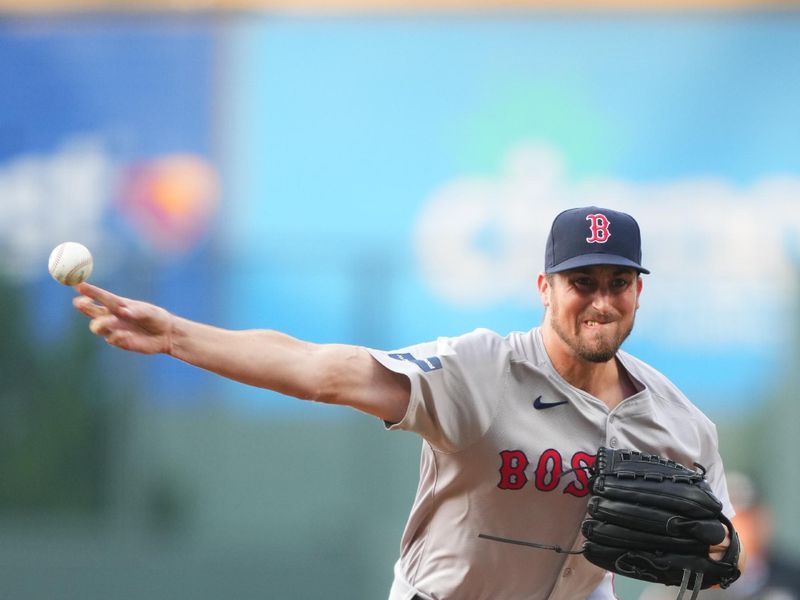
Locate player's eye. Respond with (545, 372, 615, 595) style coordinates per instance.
(611, 278, 630, 289)
(572, 277, 595, 290)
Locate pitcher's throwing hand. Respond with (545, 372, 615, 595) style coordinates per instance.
(73, 283, 174, 354)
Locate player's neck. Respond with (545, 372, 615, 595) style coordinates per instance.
(541, 327, 633, 410)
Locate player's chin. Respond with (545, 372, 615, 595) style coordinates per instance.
(580, 348, 617, 363)
(577, 335, 621, 363)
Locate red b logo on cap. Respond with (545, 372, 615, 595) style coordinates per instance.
(586, 213, 611, 244)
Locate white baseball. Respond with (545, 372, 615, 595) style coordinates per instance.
(48, 242, 94, 285)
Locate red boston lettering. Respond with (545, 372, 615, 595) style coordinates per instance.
(496, 449, 598, 495)
(564, 451, 597, 497)
(498, 450, 529, 490)
(534, 448, 564, 492)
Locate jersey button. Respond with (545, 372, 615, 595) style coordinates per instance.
(609, 437, 618, 448)
(562, 568, 572, 578)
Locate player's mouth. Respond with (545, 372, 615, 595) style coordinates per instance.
(583, 319, 613, 329)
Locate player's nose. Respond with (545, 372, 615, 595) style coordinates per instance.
(589, 289, 614, 313)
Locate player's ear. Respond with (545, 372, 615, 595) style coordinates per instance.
(636, 276, 643, 309)
(537, 273, 551, 308)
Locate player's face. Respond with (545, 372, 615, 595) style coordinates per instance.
(538, 266, 642, 363)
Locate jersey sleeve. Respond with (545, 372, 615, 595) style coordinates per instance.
(701, 423, 735, 520)
(367, 328, 510, 453)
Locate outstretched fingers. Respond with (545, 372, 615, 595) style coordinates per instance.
(74, 282, 131, 318)
(88, 314, 122, 337)
(87, 314, 138, 350)
(72, 283, 174, 355)
(73, 295, 109, 319)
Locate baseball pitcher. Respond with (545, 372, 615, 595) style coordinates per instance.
(72, 206, 743, 599)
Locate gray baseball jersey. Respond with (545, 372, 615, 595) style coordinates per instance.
(368, 327, 733, 600)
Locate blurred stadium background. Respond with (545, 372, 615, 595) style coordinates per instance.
(1, 0, 799, 598)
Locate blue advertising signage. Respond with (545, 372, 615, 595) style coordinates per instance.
(221, 15, 800, 413)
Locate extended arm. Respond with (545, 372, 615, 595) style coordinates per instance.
(72, 283, 410, 423)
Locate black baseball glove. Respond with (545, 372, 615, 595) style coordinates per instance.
(582, 447, 741, 598)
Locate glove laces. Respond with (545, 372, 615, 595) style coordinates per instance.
(676, 568, 704, 600)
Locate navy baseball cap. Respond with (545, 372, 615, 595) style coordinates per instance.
(544, 206, 650, 274)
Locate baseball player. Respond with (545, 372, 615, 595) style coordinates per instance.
(72, 206, 744, 600)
